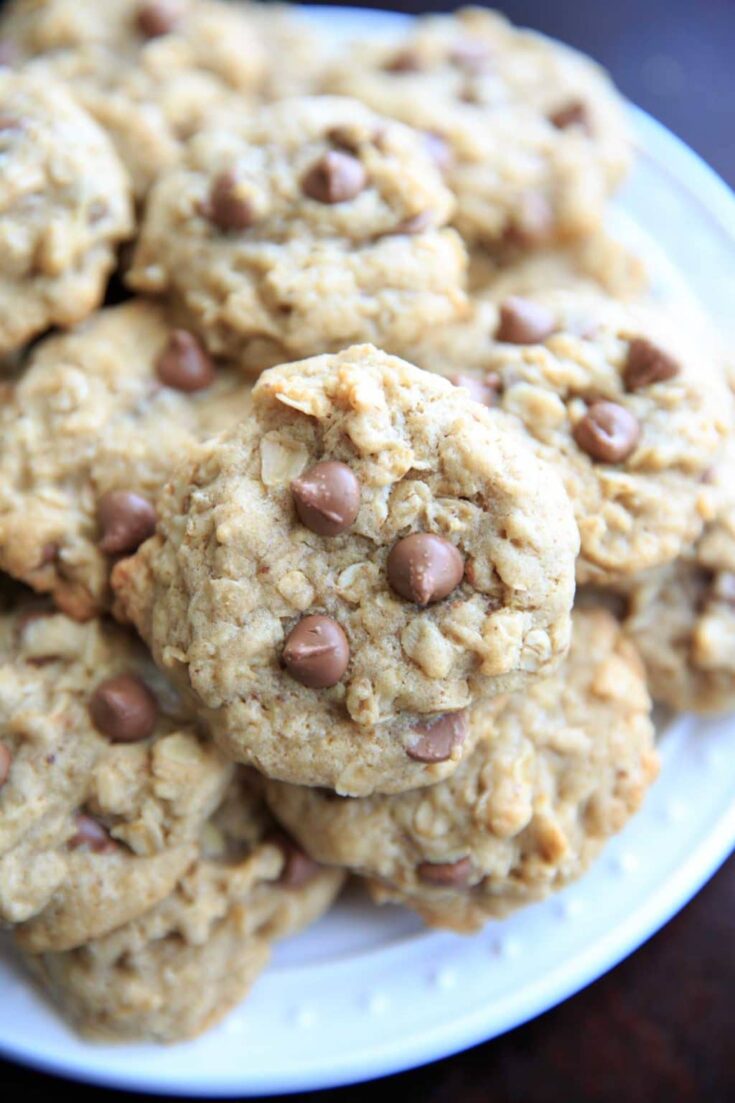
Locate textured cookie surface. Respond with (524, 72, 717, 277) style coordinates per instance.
(0, 607, 231, 943)
(113, 345, 579, 796)
(127, 95, 468, 371)
(0, 300, 252, 618)
(0, 68, 133, 354)
(266, 608, 659, 931)
(325, 7, 630, 248)
(1, 0, 267, 196)
(406, 288, 731, 583)
(21, 774, 344, 1042)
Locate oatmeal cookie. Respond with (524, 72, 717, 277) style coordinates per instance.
(265, 608, 658, 932)
(113, 345, 578, 796)
(0, 68, 133, 355)
(0, 608, 231, 941)
(1, 0, 267, 197)
(325, 7, 630, 248)
(0, 300, 252, 619)
(127, 95, 468, 371)
(22, 774, 344, 1042)
(405, 288, 731, 584)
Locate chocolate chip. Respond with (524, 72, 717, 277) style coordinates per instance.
(37, 542, 58, 568)
(406, 711, 468, 763)
(0, 114, 22, 132)
(573, 401, 641, 464)
(423, 131, 453, 174)
(90, 673, 159, 743)
(302, 152, 367, 204)
(205, 170, 255, 232)
(271, 832, 321, 888)
(69, 814, 116, 853)
(496, 297, 556, 344)
(97, 490, 156, 555)
(383, 48, 422, 73)
(450, 39, 493, 72)
(417, 856, 472, 887)
(549, 100, 591, 132)
(156, 330, 216, 392)
(0, 744, 11, 789)
(387, 533, 465, 606)
(623, 336, 680, 391)
(291, 461, 360, 536)
(390, 211, 432, 235)
(449, 372, 501, 407)
(283, 615, 350, 688)
(136, 1, 181, 38)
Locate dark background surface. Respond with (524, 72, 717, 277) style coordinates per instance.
(1, 2, 734, 1099)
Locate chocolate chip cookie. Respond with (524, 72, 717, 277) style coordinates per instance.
(325, 7, 630, 248)
(127, 95, 468, 371)
(21, 773, 344, 1041)
(0, 300, 252, 618)
(265, 607, 659, 932)
(0, 68, 133, 355)
(112, 345, 579, 796)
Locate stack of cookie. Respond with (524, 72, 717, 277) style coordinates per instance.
(0, 2, 730, 1043)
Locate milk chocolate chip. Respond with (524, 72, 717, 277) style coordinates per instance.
(417, 856, 472, 886)
(450, 372, 501, 407)
(302, 151, 367, 204)
(283, 615, 350, 688)
(97, 490, 156, 555)
(69, 813, 116, 853)
(90, 674, 159, 742)
(549, 100, 591, 132)
(206, 170, 254, 232)
(406, 711, 469, 763)
(272, 832, 321, 888)
(624, 336, 680, 391)
(291, 461, 360, 536)
(387, 534, 465, 605)
(496, 297, 556, 344)
(136, 1, 180, 38)
(0, 744, 11, 789)
(383, 48, 422, 73)
(573, 401, 641, 464)
(156, 330, 215, 392)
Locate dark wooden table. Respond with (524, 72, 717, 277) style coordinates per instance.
(1, 2, 733, 1098)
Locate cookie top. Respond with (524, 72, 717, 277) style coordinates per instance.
(1, 0, 267, 197)
(325, 7, 630, 247)
(0, 299, 252, 618)
(623, 440, 735, 713)
(22, 774, 344, 1042)
(406, 288, 731, 583)
(0, 68, 133, 355)
(265, 607, 659, 932)
(112, 345, 579, 796)
(0, 607, 232, 940)
(127, 95, 468, 370)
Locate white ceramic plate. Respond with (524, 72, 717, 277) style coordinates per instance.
(1, 6, 734, 1096)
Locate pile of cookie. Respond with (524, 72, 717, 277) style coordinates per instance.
(0, 1, 731, 1044)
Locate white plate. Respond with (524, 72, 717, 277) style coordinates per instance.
(2, 6, 735, 1096)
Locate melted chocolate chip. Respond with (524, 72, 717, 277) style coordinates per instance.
(573, 401, 641, 464)
(387, 534, 465, 606)
(496, 297, 556, 344)
(417, 856, 472, 886)
(90, 673, 159, 743)
(206, 170, 255, 232)
(69, 813, 116, 853)
(97, 490, 156, 555)
(156, 330, 216, 392)
(0, 744, 11, 789)
(406, 711, 469, 763)
(624, 336, 680, 391)
(302, 151, 367, 204)
(291, 461, 360, 536)
(283, 615, 350, 688)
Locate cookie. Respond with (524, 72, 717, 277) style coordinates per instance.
(1, 0, 267, 197)
(0, 607, 232, 941)
(325, 7, 630, 248)
(623, 440, 735, 712)
(265, 608, 659, 932)
(112, 345, 579, 796)
(0, 68, 133, 355)
(21, 774, 344, 1042)
(0, 300, 252, 619)
(127, 95, 468, 371)
(405, 288, 731, 584)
